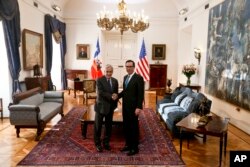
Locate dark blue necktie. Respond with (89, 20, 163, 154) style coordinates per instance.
(107, 79, 112, 92)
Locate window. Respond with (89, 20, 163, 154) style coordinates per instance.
(51, 37, 62, 90)
(0, 21, 12, 116)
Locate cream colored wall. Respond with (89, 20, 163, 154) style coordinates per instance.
(65, 18, 179, 86)
(178, 0, 250, 134)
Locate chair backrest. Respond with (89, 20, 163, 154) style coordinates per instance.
(83, 79, 96, 93)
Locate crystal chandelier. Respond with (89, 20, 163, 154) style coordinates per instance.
(96, 0, 149, 35)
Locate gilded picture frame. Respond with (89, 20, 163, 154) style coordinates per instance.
(152, 44, 166, 60)
(77, 44, 90, 60)
(22, 29, 43, 70)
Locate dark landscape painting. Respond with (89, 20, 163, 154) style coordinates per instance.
(205, 0, 250, 111)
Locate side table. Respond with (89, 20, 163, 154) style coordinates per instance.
(176, 113, 229, 167)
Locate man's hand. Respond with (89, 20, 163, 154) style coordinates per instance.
(135, 108, 142, 116)
(112, 93, 118, 100)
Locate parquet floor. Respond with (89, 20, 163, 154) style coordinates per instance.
(0, 90, 249, 167)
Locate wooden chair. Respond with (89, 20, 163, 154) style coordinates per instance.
(83, 79, 97, 105)
(0, 98, 3, 121)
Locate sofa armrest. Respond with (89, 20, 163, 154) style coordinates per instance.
(167, 111, 189, 124)
(44, 91, 64, 103)
(9, 104, 40, 125)
(9, 104, 39, 111)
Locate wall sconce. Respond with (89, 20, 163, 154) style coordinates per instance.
(52, 4, 61, 12)
(194, 48, 201, 65)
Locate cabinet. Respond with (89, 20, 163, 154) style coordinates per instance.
(149, 64, 167, 96)
(25, 77, 49, 91)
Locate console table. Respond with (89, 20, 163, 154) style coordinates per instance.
(179, 83, 201, 92)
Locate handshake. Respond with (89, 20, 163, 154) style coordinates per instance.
(112, 93, 118, 100)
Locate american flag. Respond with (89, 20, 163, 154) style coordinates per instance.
(91, 38, 103, 79)
(136, 39, 149, 81)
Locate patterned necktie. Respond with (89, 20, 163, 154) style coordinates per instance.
(125, 75, 130, 88)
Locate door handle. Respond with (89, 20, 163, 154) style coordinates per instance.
(118, 65, 123, 68)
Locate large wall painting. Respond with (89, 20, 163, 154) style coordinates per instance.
(205, 0, 250, 111)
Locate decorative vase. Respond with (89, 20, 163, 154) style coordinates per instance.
(186, 76, 191, 85)
(166, 79, 172, 92)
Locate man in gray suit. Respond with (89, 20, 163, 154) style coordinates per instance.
(94, 64, 119, 152)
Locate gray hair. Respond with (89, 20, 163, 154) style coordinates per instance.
(105, 64, 113, 70)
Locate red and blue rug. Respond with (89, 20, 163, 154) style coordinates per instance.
(17, 107, 185, 166)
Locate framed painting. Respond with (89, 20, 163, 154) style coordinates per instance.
(205, 0, 250, 111)
(152, 44, 166, 60)
(77, 44, 90, 60)
(22, 29, 43, 70)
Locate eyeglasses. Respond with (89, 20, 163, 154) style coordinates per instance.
(126, 66, 134, 68)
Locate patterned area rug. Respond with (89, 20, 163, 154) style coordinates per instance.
(17, 107, 185, 167)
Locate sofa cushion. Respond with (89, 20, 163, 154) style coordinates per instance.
(170, 87, 182, 101)
(174, 93, 187, 105)
(158, 103, 178, 114)
(19, 93, 44, 106)
(38, 102, 62, 121)
(162, 105, 185, 115)
(180, 96, 193, 111)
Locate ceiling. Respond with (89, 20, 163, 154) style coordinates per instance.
(37, 0, 207, 19)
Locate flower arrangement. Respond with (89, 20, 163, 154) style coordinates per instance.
(182, 64, 196, 77)
(182, 64, 196, 85)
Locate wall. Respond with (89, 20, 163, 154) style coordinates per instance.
(178, 0, 250, 134)
(65, 18, 179, 86)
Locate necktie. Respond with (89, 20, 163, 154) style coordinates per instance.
(107, 79, 112, 92)
(125, 75, 130, 88)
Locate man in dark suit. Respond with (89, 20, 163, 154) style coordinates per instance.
(79, 47, 87, 58)
(118, 60, 144, 156)
(94, 64, 119, 152)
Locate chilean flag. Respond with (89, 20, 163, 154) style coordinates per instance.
(91, 38, 103, 79)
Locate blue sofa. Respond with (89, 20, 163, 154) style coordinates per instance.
(157, 87, 212, 136)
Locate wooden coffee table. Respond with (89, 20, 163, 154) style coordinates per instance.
(176, 113, 229, 167)
(80, 104, 123, 139)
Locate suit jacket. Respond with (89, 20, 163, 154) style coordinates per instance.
(119, 73, 144, 111)
(95, 76, 119, 115)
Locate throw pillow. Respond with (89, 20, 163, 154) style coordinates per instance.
(174, 93, 187, 105)
(180, 96, 193, 111)
(170, 87, 182, 101)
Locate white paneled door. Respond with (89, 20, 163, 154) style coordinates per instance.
(103, 33, 137, 87)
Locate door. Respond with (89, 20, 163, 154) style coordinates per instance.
(103, 32, 137, 87)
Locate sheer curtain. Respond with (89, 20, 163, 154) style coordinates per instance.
(0, 0, 21, 94)
(51, 37, 62, 90)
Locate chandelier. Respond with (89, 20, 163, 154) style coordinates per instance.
(96, 0, 149, 35)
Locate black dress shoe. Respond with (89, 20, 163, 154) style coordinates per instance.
(127, 149, 139, 156)
(103, 144, 111, 150)
(120, 146, 130, 152)
(96, 145, 103, 152)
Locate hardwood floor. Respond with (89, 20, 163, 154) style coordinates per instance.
(0, 90, 249, 167)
